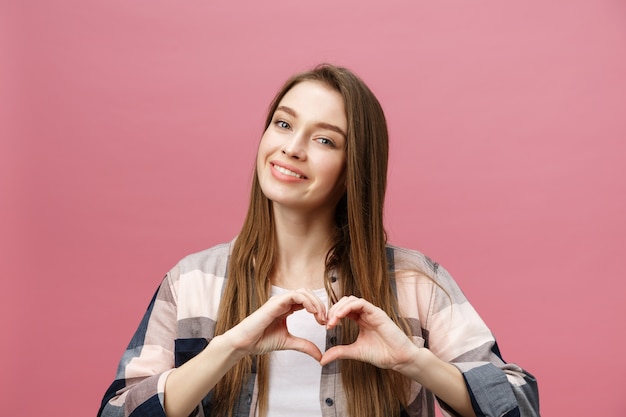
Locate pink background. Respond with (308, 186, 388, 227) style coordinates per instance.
(2, 1, 625, 415)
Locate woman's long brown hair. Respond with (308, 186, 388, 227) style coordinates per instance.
(212, 64, 411, 417)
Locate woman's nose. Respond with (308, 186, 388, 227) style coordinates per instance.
(281, 135, 306, 160)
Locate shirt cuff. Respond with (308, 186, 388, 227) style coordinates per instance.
(455, 362, 520, 417)
(157, 369, 176, 411)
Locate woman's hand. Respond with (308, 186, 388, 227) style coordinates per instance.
(320, 296, 476, 417)
(320, 296, 419, 371)
(224, 288, 328, 361)
(164, 289, 327, 417)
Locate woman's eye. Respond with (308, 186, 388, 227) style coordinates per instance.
(276, 120, 290, 129)
(317, 137, 334, 147)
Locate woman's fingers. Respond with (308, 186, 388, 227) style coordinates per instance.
(293, 288, 328, 326)
(319, 344, 351, 366)
(228, 288, 328, 358)
(284, 335, 324, 361)
(321, 296, 418, 369)
(265, 288, 327, 324)
(326, 295, 375, 329)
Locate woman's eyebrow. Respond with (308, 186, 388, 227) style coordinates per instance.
(317, 122, 347, 138)
(275, 105, 347, 138)
(276, 105, 297, 117)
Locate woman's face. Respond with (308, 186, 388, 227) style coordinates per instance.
(256, 81, 347, 214)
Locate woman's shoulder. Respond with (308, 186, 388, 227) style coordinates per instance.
(386, 243, 440, 276)
(387, 243, 469, 304)
(172, 239, 235, 278)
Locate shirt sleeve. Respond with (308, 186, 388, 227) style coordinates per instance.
(97, 271, 179, 417)
(425, 263, 540, 417)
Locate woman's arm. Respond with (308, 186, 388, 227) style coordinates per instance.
(163, 334, 241, 417)
(99, 269, 327, 417)
(321, 296, 476, 417)
(395, 346, 476, 417)
(321, 251, 540, 417)
(164, 288, 328, 417)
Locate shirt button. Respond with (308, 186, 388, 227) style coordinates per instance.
(246, 394, 252, 405)
(329, 336, 337, 346)
(325, 398, 334, 406)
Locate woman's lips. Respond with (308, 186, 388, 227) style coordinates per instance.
(271, 162, 307, 179)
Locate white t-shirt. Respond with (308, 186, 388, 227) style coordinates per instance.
(264, 286, 328, 416)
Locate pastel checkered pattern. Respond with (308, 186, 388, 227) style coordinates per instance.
(98, 241, 539, 417)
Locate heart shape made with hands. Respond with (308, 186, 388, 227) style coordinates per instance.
(257, 293, 415, 369)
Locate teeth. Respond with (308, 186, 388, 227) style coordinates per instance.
(274, 164, 304, 178)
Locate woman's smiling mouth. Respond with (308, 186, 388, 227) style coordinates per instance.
(271, 163, 307, 179)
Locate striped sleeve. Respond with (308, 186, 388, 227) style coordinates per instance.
(393, 247, 540, 417)
(97, 271, 178, 417)
(427, 263, 539, 417)
(98, 242, 232, 417)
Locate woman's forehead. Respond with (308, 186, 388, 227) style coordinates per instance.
(277, 81, 347, 130)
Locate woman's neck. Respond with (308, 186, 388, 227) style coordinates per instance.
(270, 206, 336, 290)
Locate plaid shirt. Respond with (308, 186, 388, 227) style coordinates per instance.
(98, 241, 539, 417)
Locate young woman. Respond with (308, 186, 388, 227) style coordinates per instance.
(98, 64, 540, 417)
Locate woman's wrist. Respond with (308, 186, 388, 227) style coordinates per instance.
(393, 347, 476, 417)
(208, 332, 250, 366)
(391, 343, 428, 380)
